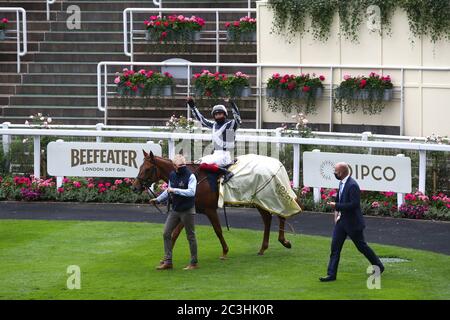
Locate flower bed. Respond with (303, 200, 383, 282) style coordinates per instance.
(144, 15, 205, 43)
(225, 16, 257, 42)
(266, 73, 325, 114)
(296, 186, 450, 221)
(334, 72, 393, 114)
(0, 176, 165, 203)
(114, 68, 174, 98)
(0, 18, 8, 40)
(192, 70, 251, 98)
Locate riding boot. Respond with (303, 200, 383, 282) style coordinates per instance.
(218, 167, 234, 183)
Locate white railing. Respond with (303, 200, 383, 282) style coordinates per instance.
(154, 0, 253, 17)
(46, 0, 55, 21)
(123, 8, 257, 66)
(0, 128, 448, 206)
(0, 7, 27, 73)
(4, 122, 447, 145)
(97, 61, 450, 132)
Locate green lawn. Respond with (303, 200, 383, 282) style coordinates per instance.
(0, 219, 449, 300)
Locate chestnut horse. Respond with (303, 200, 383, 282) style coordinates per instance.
(132, 151, 294, 258)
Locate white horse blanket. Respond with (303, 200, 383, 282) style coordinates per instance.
(218, 154, 302, 218)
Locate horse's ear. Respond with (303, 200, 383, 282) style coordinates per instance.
(178, 149, 184, 155)
(149, 151, 155, 162)
(142, 150, 148, 158)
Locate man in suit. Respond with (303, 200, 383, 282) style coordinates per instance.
(320, 162, 385, 282)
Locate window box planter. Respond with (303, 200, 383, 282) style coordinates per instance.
(225, 16, 257, 43)
(0, 29, 5, 41)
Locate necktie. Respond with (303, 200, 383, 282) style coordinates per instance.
(338, 181, 343, 202)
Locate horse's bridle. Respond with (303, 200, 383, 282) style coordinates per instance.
(137, 161, 159, 191)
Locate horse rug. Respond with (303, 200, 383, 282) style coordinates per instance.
(218, 154, 302, 218)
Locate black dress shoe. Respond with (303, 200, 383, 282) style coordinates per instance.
(319, 275, 336, 282)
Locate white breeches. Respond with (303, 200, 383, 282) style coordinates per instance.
(200, 150, 232, 167)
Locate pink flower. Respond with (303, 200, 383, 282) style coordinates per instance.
(87, 183, 95, 189)
(111, 186, 117, 191)
(2, 18, 8, 24)
(343, 75, 351, 81)
(57, 187, 64, 193)
(105, 182, 111, 187)
(319, 75, 325, 81)
(73, 181, 81, 188)
(371, 201, 380, 208)
(114, 77, 121, 84)
(98, 188, 106, 193)
(225, 22, 231, 28)
(63, 178, 70, 184)
(98, 183, 104, 188)
(273, 73, 280, 79)
(150, 16, 158, 21)
(233, 21, 240, 27)
(114, 179, 123, 185)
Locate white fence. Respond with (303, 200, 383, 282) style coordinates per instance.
(0, 127, 449, 208)
(123, 7, 257, 66)
(0, 7, 27, 73)
(97, 61, 450, 132)
(46, 0, 55, 20)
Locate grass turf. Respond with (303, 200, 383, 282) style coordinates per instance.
(0, 219, 449, 300)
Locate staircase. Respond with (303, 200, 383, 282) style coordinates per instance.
(0, 0, 257, 127)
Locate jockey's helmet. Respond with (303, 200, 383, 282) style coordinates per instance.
(211, 104, 228, 117)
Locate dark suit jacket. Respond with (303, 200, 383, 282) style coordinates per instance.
(335, 176, 366, 232)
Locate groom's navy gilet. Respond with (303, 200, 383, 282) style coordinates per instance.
(168, 166, 195, 212)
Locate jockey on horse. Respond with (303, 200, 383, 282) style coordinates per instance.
(186, 96, 240, 183)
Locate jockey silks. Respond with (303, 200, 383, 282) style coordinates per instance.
(188, 100, 241, 152)
(168, 166, 196, 212)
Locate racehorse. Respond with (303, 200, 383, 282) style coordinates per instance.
(132, 151, 296, 258)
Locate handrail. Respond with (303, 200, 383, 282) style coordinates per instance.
(97, 61, 450, 131)
(47, 0, 55, 21)
(154, 0, 253, 16)
(0, 7, 27, 73)
(123, 8, 257, 67)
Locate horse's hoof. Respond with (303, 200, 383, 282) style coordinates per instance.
(257, 251, 264, 256)
(220, 255, 227, 260)
(279, 239, 292, 249)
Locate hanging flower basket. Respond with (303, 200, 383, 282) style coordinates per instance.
(265, 73, 325, 114)
(192, 69, 227, 98)
(224, 71, 251, 97)
(144, 15, 205, 43)
(225, 16, 257, 43)
(334, 73, 393, 114)
(0, 18, 8, 41)
(114, 69, 174, 102)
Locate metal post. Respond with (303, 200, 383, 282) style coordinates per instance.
(396, 154, 405, 209)
(56, 139, 64, 189)
(312, 149, 321, 203)
(187, 64, 191, 119)
(215, 11, 220, 71)
(400, 68, 405, 135)
(2, 122, 11, 154)
(96, 123, 104, 142)
(329, 67, 333, 132)
(362, 131, 372, 154)
(104, 64, 108, 124)
(168, 138, 175, 159)
(293, 144, 300, 188)
(418, 150, 427, 193)
(256, 65, 261, 129)
(33, 135, 41, 178)
(130, 11, 134, 69)
(16, 10, 20, 73)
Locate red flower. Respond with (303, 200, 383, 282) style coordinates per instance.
(161, 31, 168, 38)
(319, 75, 325, 81)
(57, 187, 64, 193)
(359, 79, 367, 88)
(225, 22, 231, 28)
(163, 21, 169, 27)
(233, 21, 240, 27)
(302, 86, 311, 92)
(155, 21, 161, 26)
(287, 82, 296, 91)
